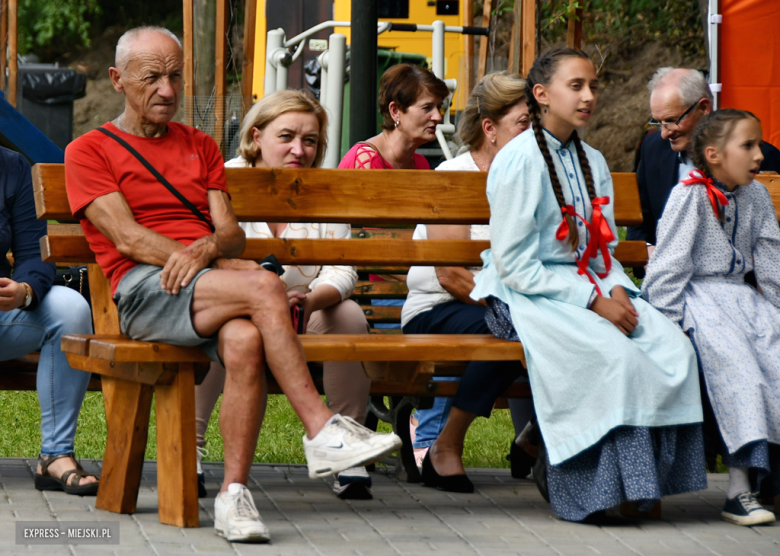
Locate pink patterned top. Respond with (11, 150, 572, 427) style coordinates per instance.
(338, 142, 430, 170)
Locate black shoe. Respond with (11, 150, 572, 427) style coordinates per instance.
(197, 473, 207, 498)
(507, 440, 536, 479)
(533, 442, 549, 503)
(421, 451, 474, 493)
(333, 467, 373, 500)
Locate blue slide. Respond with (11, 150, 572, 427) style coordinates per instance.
(0, 90, 63, 163)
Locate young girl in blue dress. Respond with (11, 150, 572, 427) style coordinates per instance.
(644, 109, 780, 527)
(470, 48, 707, 522)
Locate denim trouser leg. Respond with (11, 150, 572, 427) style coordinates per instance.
(404, 301, 524, 448)
(414, 395, 455, 449)
(0, 286, 93, 456)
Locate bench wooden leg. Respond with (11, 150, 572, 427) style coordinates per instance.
(619, 501, 662, 519)
(97, 376, 153, 514)
(155, 363, 199, 528)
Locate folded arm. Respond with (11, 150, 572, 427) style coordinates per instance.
(85, 189, 245, 293)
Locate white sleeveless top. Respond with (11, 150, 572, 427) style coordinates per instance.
(401, 151, 490, 327)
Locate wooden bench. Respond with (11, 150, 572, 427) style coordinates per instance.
(28, 163, 716, 527)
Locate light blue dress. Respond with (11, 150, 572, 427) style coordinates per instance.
(471, 129, 707, 519)
(643, 176, 780, 487)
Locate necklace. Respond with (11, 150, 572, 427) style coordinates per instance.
(471, 150, 490, 172)
(383, 132, 409, 169)
(115, 113, 129, 133)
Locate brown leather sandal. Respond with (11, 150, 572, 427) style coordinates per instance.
(34, 453, 100, 496)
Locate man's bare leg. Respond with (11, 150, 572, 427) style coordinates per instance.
(217, 318, 268, 492)
(191, 269, 331, 438)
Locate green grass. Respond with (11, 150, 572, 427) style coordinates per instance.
(0, 392, 515, 468)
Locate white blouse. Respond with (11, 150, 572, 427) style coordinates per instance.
(225, 156, 358, 299)
(401, 151, 490, 327)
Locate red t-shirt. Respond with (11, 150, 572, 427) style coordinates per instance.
(65, 122, 229, 295)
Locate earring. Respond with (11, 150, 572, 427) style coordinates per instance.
(491, 138, 496, 145)
(543, 106, 548, 114)
(395, 119, 400, 128)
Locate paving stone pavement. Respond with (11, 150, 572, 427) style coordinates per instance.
(2, 458, 780, 555)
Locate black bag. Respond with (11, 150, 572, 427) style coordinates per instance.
(54, 265, 90, 306)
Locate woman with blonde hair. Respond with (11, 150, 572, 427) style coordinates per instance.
(401, 72, 534, 491)
(195, 90, 374, 500)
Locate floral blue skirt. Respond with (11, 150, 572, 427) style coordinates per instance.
(486, 297, 708, 521)
(724, 441, 780, 496)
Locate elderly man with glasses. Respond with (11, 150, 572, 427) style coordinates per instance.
(627, 67, 780, 256)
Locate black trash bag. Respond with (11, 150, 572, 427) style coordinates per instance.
(20, 65, 87, 105)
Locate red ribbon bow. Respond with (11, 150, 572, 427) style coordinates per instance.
(555, 205, 580, 241)
(555, 198, 615, 296)
(681, 169, 729, 217)
(577, 197, 614, 283)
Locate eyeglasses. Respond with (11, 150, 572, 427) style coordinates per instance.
(647, 99, 703, 131)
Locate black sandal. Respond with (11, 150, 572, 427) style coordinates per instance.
(34, 453, 100, 496)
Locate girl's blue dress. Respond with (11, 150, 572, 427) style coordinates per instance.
(644, 175, 780, 494)
(471, 129, 706, 520)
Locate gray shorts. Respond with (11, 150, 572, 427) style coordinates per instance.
(113, 264, 220, 363)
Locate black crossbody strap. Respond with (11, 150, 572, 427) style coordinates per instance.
(97, 126, 215, 232)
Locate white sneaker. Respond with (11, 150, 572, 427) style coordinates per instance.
(303, 414, 402, 479)
(333, 466, 373, 500)
(214, 483, 270, 543)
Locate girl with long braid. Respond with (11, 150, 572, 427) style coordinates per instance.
(470, 48, 707, 522)
(645, 109, 780, 527)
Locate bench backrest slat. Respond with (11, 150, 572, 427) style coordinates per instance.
(33, 165, 644, 226)
(40, 231, 649, 268)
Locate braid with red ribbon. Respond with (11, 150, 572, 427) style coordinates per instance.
(681, 169, 729, 219)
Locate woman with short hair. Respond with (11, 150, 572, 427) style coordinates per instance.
(195, 90, 374, 500)
(339, 63, 449, 170)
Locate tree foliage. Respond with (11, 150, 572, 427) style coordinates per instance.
(17, 0, 101, 56)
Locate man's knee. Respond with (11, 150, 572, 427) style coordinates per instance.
(220, 320, 263, 371)
(245, 270, 287, 309)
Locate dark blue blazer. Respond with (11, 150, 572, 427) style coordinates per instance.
(0, 145, 55, 309)
(627, 131, 780, 245)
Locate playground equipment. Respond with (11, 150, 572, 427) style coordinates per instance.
(263, 20, 487, 166)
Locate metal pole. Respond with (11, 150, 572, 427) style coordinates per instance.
(323, 33, 346, 168)
(349, 0, 377, 145)
(708, 0, 721, 109)
(319, 51, 329, 108)
(264, 29, 284, 97)
(432, 20, 445, 80)
(275, 52, 288, 92)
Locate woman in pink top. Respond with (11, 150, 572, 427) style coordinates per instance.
(338, 64, 449, 170)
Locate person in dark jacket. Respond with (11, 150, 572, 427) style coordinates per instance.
(628, 67, 780, 251)
(0, 145, 97, 494)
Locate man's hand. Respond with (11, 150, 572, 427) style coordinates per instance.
(211, 258, 262, 271)
(0, 278, 26, 311)
(160, 237, 217, 294)
(590, 286, 639, 336)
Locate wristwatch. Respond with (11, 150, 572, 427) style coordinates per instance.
(20, 282, 32, 309)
